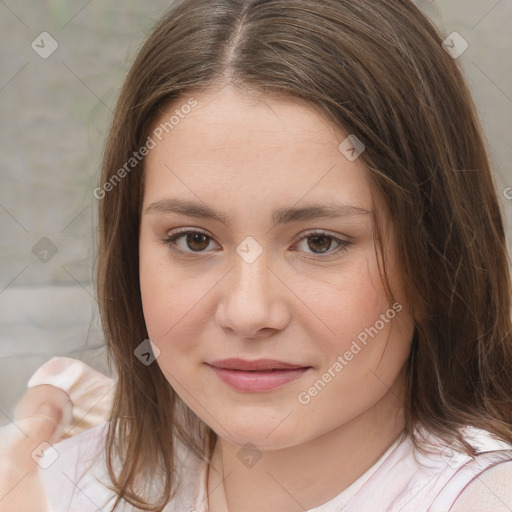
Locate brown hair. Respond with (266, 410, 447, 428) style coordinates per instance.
(96, 0, 512, 509)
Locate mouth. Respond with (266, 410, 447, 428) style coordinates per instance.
(206, 358, 312, 392)
(208, 358, 310, 371)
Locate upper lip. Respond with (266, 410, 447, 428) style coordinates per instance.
(208, 358, 310, 371)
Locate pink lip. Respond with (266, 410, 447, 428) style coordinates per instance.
(207, 358, 311, 392)
(209, 358, 308, 371)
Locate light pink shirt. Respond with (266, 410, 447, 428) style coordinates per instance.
(39, 420, 512, 511)
(30, 358, 512, 511)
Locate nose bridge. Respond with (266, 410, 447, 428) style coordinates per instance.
(216, 238, 289, 336)
(231, 240, 272, 301)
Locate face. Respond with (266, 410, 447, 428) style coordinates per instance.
(139, 84, 414, 450)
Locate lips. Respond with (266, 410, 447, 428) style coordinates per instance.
(206, 358, 312, 392)
(208, 358, 310, 371)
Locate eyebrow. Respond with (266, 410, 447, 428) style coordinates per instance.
(144, 198, 371, 227)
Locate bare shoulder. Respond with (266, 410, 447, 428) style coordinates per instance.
(450, 459, 512, 512)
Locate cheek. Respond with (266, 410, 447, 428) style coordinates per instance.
(139, 235, 185, 346)
(301, 250, 411, 396)
(302, 253, 390, 354)
(308, 264, 412, 408)
(139, 237, 214, 359)
(139, 260, 199, 383)
(139, 241, 170, 340)
(296, 288, 411, 436)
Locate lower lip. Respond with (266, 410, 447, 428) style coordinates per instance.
(208, 365, 311, 392)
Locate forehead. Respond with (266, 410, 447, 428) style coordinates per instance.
(142, 85, 374, 214)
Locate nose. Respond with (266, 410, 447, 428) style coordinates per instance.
(215, 253, 291, 339)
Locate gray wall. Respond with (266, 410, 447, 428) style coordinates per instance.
(1, 0, 511, 421)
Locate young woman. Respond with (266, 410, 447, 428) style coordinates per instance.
(4, 0, 512, 511)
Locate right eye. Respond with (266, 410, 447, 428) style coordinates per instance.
(162, 228, 220, 255)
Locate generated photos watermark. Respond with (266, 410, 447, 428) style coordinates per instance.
(297, 301, 403, 405)
(94, 97, 198, 199)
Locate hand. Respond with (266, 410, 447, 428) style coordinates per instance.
(0, 385, 73, 512)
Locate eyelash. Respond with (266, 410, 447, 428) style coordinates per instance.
(161, 227, 351, 258)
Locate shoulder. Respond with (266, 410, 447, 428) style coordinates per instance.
(439, 426, 512, 512)
(450, 459, 512, 512)
(406, 424, 512, 512)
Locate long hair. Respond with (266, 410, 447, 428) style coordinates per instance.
(95, 0, 512, 509)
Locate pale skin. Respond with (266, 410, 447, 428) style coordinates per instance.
(3, 84, 512, 512)
(139, 84, 416, 512)
(138, 84, 512, 512)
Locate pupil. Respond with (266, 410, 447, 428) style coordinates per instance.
(309, 235, 331, 253)
(187, 233, 209, 251)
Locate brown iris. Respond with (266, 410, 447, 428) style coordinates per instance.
(307, 235, 333, 253)
(186, 232, 210, 251)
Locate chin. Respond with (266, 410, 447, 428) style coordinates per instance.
(214, 419, 306, 451)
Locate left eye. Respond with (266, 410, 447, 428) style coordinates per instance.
(162, 229, 350, 256)
(164, 229, 217, 253)
(293, 232, 349, 255)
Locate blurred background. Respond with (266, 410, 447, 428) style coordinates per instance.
(0, 0, 511, 423)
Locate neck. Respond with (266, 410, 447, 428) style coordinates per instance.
(207, 377, 406, 512)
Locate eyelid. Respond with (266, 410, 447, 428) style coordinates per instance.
(163, 227, 350, 257)
(290, 228, 347, 243)
(165, 227, 348, 242)
(289, 229, 350, 257)
(167, 226, 211, 237)
(163, 227, 221, 255)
